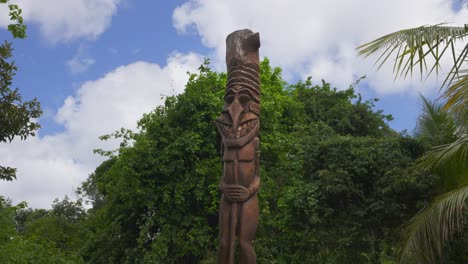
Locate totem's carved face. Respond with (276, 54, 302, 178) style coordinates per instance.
(216, 84, 259, 148)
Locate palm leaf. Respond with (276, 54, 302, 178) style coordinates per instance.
(442, 71, 468, 129)
(358, 22, 468, 264)
(414, 95, 457, 146)
(357, 24, 468, 86)
(400, 186, 468, 264)
(418, 133, 468, 169)
(417, 133, 468, 189)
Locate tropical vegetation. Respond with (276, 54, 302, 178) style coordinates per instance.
(2, 59, 465, 263)
(357, 23, 468, 263)
(1, 5, 466, 261)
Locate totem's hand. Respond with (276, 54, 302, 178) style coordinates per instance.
(224, 184, 250, 202)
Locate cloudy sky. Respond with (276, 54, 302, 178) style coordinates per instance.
(0, 0, 466, 208)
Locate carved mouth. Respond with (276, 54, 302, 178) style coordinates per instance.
(216, 119, 258, 140)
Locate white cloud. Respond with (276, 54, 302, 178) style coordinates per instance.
(66, 45, 95, 74)
(0, 0, 123, 43)
(0, 52, 204, 208)
(172, 0, 467, 95)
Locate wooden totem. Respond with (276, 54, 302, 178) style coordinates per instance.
(215, 29, 261, 264)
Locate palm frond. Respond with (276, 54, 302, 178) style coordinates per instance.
(418, 133, 468, 168)
(417, 134, 468, 188)
(400, 186, 468, 264)
(358, 22, 468, 264)
(357, 24, 468, 86)
(442, 71, 468, 129)
(415, 95, 457, 146)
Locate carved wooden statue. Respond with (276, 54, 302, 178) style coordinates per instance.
(215, 29, 261, 264)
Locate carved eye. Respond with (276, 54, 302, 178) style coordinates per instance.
(238, 94, 251, 105)
(225, 95, 234, 104)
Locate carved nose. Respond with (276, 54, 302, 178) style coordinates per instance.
(227, 97, 243, 134)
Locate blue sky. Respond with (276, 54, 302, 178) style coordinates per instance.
(1, 0, 466, 208)
(9, 0, 209, 134)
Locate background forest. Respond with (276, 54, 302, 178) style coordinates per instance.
(1, 59, 466, 263)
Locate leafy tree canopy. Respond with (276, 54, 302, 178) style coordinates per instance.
(0, 1, 42, 181)
(76, 59, 437, 263)
(0, 57, 453, 263)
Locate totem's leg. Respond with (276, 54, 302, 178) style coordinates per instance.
(228, 202, 238, 263)
(238, 195, 259, 264)
(217, 196, 231, 263)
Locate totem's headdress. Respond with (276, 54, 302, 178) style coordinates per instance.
(225, 29, 261, 108)
(226, 62, 260, 103)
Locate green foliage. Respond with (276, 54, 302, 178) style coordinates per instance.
(400, 186, 468, 263)
(356, 24, 467, 87)
(80, 60, 225, 263)
(0, 41, 42, 144)
(256, 134, 437, 263)
(358, 23, 468, 263)
(0, 58, 447, 263)
(1, 0, 27, 39)
(0, 197, 81, 263)
(0, 40, 42, 181)
(357, 23, 468, 129)
(401, 97, 468, 264)
(1, 2, 41, 181)
(75, 59, 439, 263)
(415, 96, 458, 147)
(23, 197, 89, 261)
(290, 76, 393, 137)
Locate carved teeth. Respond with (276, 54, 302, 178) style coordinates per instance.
(220, 119, 259, 140)
(240, 129, 247, 137)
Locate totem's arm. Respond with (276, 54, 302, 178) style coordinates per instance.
(221, 178, 258, 202)
(219, 140, 227, 193)
(247, 174, 260, 196)
(221, 168, 260, 203)
(219, 175, 227, 192)
(248, 138, 260, 196)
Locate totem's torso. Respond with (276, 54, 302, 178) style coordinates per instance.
(223, 137, 258, 188)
